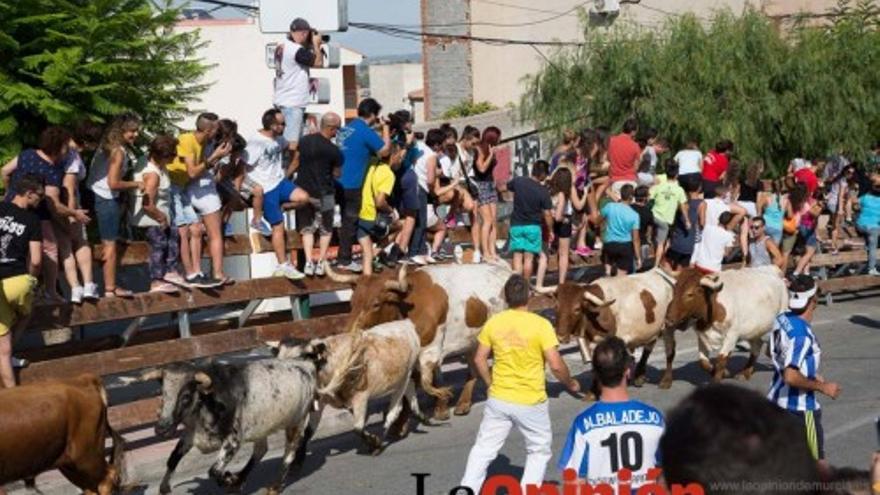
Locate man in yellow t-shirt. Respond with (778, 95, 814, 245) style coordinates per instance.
(460, 274, 580, 492)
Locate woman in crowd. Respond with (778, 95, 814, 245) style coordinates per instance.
(473, 126, 501, 263)
(572, 128, 606, 256)
(452, 126, 482, 254)
(133, 135, 184, 293)
(2, 126, 80, 303)
(59, 121, 103, 303)
(758, 179, 786, 246)
(547, 167, 575, 284)
(674, 139, 703, 191)
(86, 112, 143, 298)
(784, 183, 822, 276)
(738, 162, 763, 218)
(826, 164, 856, 254)
(856, 174, 880, 275)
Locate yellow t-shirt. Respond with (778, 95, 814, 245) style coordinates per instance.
(167, 132, 202, 187)
(359, 163, 395, 221)
(477, 309, 559, 405)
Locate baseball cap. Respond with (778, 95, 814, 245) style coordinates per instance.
(290, 18, 311, 32)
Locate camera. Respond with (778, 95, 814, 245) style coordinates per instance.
(311, 29, 330, 43)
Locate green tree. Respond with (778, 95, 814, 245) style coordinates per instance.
(441, 100, 499, 119)
(0, 0, 209, 161)
(521, 1, 880, 175)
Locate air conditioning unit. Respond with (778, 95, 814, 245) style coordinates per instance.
(591, 0, 620, 15)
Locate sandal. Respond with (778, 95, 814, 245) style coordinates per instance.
(104, 287, 134, 298)
(149, 283, 179, 294)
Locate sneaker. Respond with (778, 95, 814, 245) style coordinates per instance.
(336, 261, 363, 273)
(70, 286, 84, 304)
(223, 222, 235, 238)
(192, 275, 224, 288)
(868, 268, 880, 276)
(304, 261, 316, 277)
(424, 254, 437, 264)
(314, 261, 326, 277)
(273, 262, 305, 280)
(11, 357, 29, 369)
(185, 272, 204, 285)
(150, 282, 179, 294)
(83, 282, 100, 300)
(251, 219, 272, 237)
(163, 272, 188, 287)
(410, 255, 428, 266)
(575, 246, 594, 256)
(454, 245, 464, 264)
(472, 250, 482, 264)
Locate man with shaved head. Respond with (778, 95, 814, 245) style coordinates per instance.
(295, 112, 343, 276)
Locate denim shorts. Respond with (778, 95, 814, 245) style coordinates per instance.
(171, 184, 199, 227)
(279, 106, 305, 144)
(264, 179, 297, 226)
(798, 225, 818, 248)
(474, 180, 498, 205)
(94, 196, 121, 241)
(399, 169, 420, 212)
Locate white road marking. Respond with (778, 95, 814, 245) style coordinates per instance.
(826, 413, 880, 439)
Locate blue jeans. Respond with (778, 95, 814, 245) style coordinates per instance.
(408, 187, 429, 257)
(858, 225, 879, 271)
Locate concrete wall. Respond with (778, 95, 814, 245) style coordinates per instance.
(174, 18, 362, 130)
(367, 63, 424, 115)
(421, 0, 473, 120)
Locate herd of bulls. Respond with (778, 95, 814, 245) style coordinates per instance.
(0, 260, 789, 494)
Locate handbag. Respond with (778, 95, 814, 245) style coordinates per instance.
(783, 214, 798, 235)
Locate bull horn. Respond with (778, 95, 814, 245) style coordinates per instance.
(265, 340, 281, 349)
(193, 371, 212, 392)
(324, 261, 359, 284)
(700, 274, 724, 291)
(534, 285, 558, 295)
(140, 368, 164, 382)
(384, 264, 409, 292)
(583, 291, 614, 308)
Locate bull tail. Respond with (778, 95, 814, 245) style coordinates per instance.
(317, 336, 368, 403)
(417, 366, 453, 402)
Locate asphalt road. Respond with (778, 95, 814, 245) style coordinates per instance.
(10, 294, 880, 495)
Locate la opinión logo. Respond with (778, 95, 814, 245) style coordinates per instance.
(412, 468, 705, 495)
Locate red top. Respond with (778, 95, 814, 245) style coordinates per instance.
(794, 168, 819, 196)
(607, 133, 641, 183)
(701, 150, 729, 182)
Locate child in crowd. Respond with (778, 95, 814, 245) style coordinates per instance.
(358, 143, 405, 275)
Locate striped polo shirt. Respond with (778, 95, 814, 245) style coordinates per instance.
(767, 312, 822, 411)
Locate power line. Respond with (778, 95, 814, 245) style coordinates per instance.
(350, 22, 586, 47)
(383, 1, 590, 29)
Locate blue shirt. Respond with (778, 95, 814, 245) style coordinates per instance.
(857, 192, 880, 230)
(337, 118, 385, 190)
(600, 202, 640, 243)
(558, 400, 664, 488)
(5, 149, 63, 221)
(767, 312, 822, 411)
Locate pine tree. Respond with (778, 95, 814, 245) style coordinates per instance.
(0, 0, 210, 162)
(521, 0, 880, 175)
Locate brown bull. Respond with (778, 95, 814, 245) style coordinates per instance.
(0, 374, 126, 494)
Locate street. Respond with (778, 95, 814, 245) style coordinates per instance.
(11, 294, 880, 494)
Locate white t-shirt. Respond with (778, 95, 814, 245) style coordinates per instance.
(704, 197, 730, 227)
(273, 39, 311, 108)
(414, 141, 436, 192)
(456, 143, 474, 179)
(439, 154, 455, 180)
(674, 149, 703, 175)
(87, 147, 131, 200)
(691, 224, 734, 272)
(244, 132, 288, 192)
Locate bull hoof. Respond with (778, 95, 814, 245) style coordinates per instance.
(222, 471, 242, 489)
(453, 403, 472, 416)
(160, 483, 172, 495)
(632, 375, 647, 388)
(735, 369, 754, 381)
(658, 376, 673, 390)
(389, 422, 411, 440)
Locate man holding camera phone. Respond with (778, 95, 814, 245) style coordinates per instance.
(273, 17, 324, 148)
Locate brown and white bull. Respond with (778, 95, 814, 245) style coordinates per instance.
(325, 260, 511, 420)
(660, 265, 788, 388)
(272, 319, 430, 455)
(541, 267, 678, 391)
(0, 374, 126, 494)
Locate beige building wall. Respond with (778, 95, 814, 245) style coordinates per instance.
(467, 0, 844, 109)
(368, 63, 425, 115)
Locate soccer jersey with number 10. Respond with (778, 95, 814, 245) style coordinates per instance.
(558, 400, 665, 489)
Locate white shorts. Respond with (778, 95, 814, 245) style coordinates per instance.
(187, 182, 222, 216)
(426, 204, 440, 228)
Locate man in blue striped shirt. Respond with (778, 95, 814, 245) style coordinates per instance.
(558, 337, 664, 490)
(767, 274, 841, 466)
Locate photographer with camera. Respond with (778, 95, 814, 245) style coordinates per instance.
(273, 17, 324, 148)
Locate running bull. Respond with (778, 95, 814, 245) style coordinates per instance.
(324, 261, 510, 420)
(135, 357, 319, 494)
(661, 265, 788, 387)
